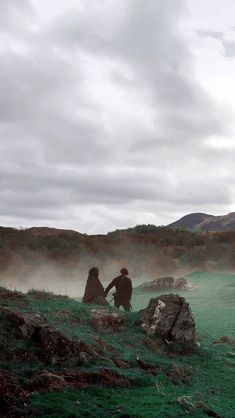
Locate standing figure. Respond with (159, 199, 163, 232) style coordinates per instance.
(82, 267, 107, 305)
(105, 267, 132, 311)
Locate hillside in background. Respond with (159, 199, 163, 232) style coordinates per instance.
(1, 225, 235, 293)
(169, 212, 235, 231)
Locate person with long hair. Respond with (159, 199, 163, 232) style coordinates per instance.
(82, 267, 107, 305)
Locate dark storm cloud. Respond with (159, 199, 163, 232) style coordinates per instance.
(0, 0, 233, 232)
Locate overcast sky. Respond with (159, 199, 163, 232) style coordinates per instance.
(1, 0, 235, 234)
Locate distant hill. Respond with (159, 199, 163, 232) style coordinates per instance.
(1, 224, 235, 292)
(168, 213, 214, 229)
(26, 227, 83, 238)
(168, 212, 235, 232)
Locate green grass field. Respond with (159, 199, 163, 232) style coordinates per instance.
(1, 271, 235, 417)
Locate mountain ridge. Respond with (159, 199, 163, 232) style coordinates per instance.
(168, 212, 235, 231)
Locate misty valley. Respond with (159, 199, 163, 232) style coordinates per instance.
(0, 225, 235, 417)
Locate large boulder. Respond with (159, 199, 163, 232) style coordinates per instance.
(140, 294, 196, 346)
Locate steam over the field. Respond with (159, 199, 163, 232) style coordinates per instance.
(0, 260, 143, 298)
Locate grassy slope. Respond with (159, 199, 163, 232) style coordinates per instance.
(1, 272, 235, 417)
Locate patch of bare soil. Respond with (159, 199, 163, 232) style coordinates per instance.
(167, 366, 191, 386)
(90, 308, 127, 332)
(25, 368, 131, 392)
(0, 287, 25, 300)
(0, 369, 30, 417)
(212, 336, 235, 347)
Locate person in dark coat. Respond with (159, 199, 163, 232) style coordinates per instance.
(104, 267, 132, 311)
(82, 267, 107, 305)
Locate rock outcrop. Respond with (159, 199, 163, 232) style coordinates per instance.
(142, 276, 174, 291)
(0, 369, 29, 417)
(26, 368, 131, 392)
(174, 278, 188, 290)
(141, 277, 197, 292)
(1, 307, 81, 364)
(90, 308, 126, 332)
(140, 294, 196, 346)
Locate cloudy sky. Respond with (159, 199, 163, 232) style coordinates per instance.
(1, 0, 235, 233)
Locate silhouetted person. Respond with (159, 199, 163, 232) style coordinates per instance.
(82, 267, 107, 305)
(105, 268, 132, 311)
